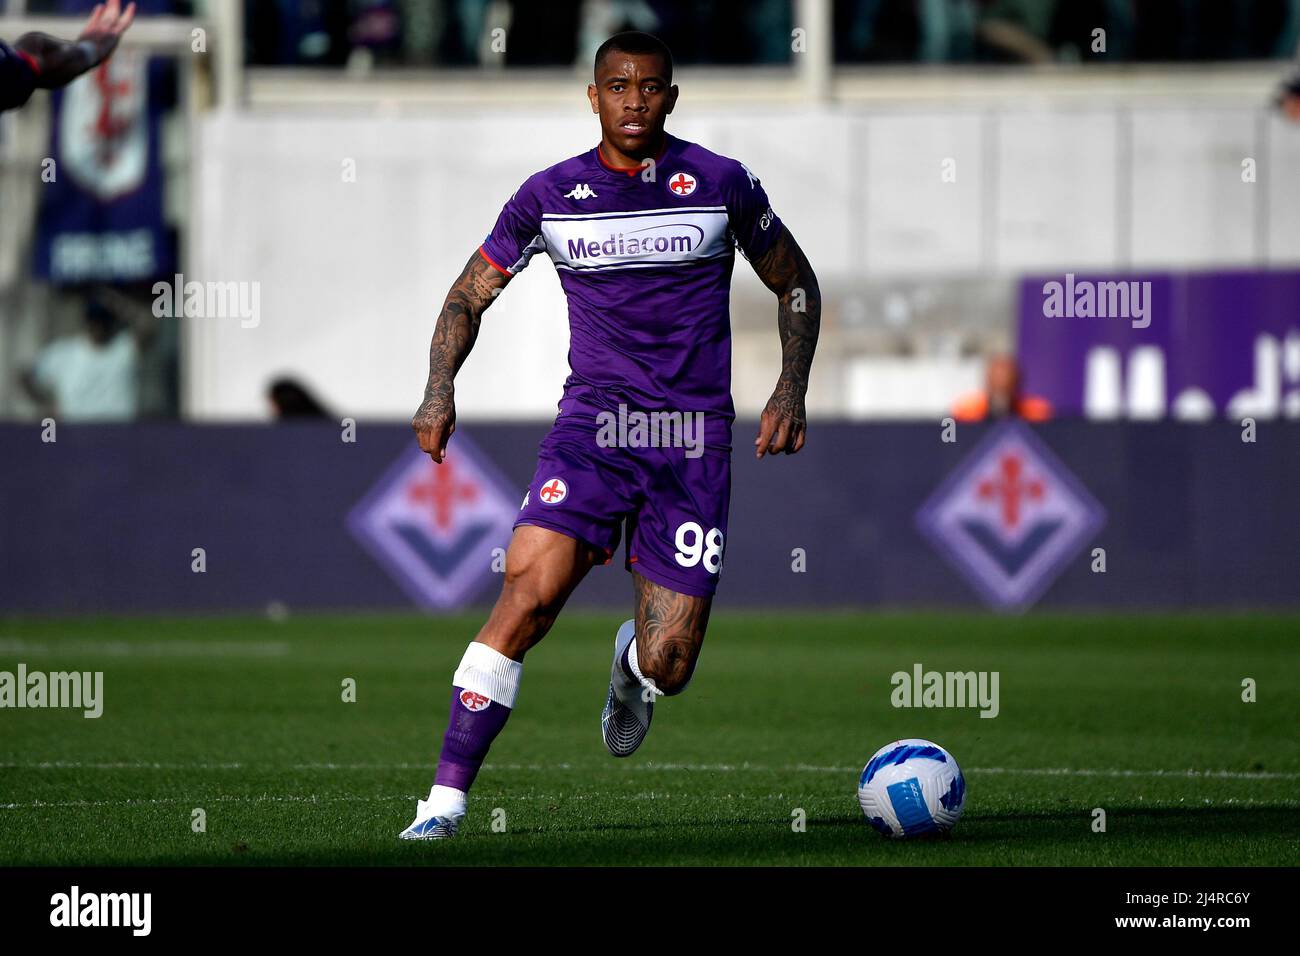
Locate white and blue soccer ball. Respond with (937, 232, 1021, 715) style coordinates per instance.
(858, 738, 966, 838)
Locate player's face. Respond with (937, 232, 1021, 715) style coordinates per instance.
(588, 52, 677, 160)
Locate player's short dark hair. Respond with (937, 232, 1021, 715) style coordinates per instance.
(594, 31, 673, 84)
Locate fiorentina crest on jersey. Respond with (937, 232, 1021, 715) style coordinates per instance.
(916, 422, 1105, 611)
(667, 171, 697, 196)
(347, 435, 518, 609)
(59, 52, 148, 202)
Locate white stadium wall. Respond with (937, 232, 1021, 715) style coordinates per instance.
(187, 72, 1300, 420)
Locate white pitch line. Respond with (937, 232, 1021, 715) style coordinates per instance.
(0, 761, 249, 770)
(0, 639, 289, 658)
(967, 766, 1300, 781)
(2, 793, 1297, 812)
(637, 763, 1300, 781)
(0, 794, 418, 810)
(1, 760, 1297, 780)
(0, 792, 796, 811)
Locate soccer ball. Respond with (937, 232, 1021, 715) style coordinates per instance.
(858, 738, 966, 838)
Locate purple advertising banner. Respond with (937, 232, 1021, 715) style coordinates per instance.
(1017, 270, 1300, 420)
(2, 422, 1297, 614)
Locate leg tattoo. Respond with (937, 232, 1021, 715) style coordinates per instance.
(632, 572, 712, 696)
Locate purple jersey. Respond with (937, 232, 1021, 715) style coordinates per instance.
(480, 133, 782, 452)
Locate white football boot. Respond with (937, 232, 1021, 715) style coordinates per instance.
(398, 785, 465, 840)
(601, 619, 660, 757)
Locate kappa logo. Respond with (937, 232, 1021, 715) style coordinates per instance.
(346, 435, 518, 609)
(459, 690, 491, 712)
(564, 183, 598, 200)
(668, 172, 697, 197)
(916, 422, 1105, 611)
(538, 477, 568, 505)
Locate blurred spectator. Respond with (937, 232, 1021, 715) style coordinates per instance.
(918, 0, 977, 63)
(952, 353, 1052, 422)
(836, 0, 923, 62)
(240, 0, 1299, 67)
(580, 0, 792, 68)
(1048, 0, 1134, 62)
(745, 0, 796, 63)
(579, 0, 658, 68)
(444, 0, 491, 64)
(505, 0, 580, 66)
(348, 0, 402, 65)
(1277, 61, 1300, 119)
(269, 378, 332, 419)
(245, 0, 351, 66)
(1132, 0, 1297, 61)
(22, 298, 142, 421)
(975, 0, 1057, 63)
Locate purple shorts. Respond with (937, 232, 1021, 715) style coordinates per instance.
(514, 405, 731, 598)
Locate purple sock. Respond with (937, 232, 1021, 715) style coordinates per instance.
(433, 687, 513, 792)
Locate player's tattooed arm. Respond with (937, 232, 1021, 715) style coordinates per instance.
(749, 226, 821, 458)
(412, 249, 511, 462)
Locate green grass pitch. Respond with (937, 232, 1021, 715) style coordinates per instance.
(1, 612, 1296, 866)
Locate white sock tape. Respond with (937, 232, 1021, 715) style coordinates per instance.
(452, 641, 523, 709)
(625, 636, 663, 698)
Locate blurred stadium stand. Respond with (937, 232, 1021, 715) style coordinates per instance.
(2, 1, 1298, 614)
(3, 0, 1298, 423)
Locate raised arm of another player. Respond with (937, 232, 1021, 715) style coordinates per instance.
(13, 0, 135, 90)
(750, 226, 821, 458)
(411, 250, 512, 463)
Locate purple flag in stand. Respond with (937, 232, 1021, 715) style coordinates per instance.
(33, 40, 176, 284)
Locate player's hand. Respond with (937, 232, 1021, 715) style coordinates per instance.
(412, 392, 456, 463)
(754, 385, 806, 458)
(78, 0, 136, 66)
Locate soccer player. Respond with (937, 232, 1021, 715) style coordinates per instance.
(0, 0, 136, 114)
(401, 31, 820, 839)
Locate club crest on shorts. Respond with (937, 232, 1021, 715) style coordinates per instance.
(459, 690, 491, 712)
(668, 172, 697, 197)
(538, 477, 568, 505)
(915, 422, 1105, 611)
